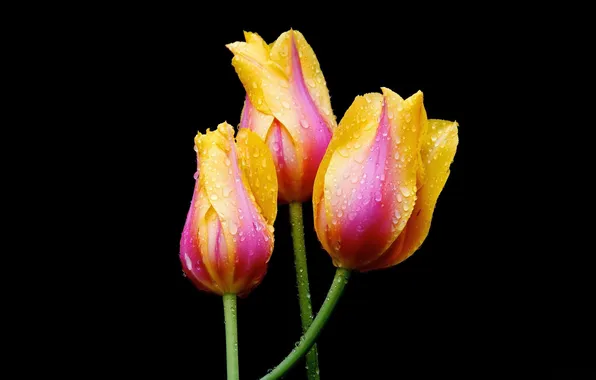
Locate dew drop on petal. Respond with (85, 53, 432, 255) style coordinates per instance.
(229, 221, 238, 235)
(374, 191, 382, 202)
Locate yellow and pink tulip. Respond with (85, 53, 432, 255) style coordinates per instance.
(180, 122, 278, 296)
(313, 88, 458, 271)
(227, 30, 336, 203)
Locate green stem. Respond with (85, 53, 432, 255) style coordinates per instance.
(288, 202, 319, 380)
(223, 293, 239, 380)
(261, 268, 351, 380)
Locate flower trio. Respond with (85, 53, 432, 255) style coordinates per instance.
(180, 30, 458, 380)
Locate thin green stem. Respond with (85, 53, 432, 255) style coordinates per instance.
(223, 293, 239, 380)
(261, 268, 351, 380)
(288, 202, 319, 380)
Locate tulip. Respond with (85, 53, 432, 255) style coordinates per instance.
(180, 122, 278, 296)
(227, 30, 337, 203)
(313, 87, 458, 271)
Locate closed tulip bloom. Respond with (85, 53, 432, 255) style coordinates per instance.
(227, 30, 337, 203)
(180, 122, 278, 296)
(313, 88, 458, 271)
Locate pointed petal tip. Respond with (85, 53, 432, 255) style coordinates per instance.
(226, 41, 244, 54)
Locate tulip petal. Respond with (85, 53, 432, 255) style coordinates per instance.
(363, 119, 458, 270)
(180, 181, 221, 294)
(269, 30, 335, 130)
(199, 202, 231, 288)
(239, 95, 275, 138)
(313, 93, 383, 263)
(267, 30, 334, 195)
(236, 128, 278, 224)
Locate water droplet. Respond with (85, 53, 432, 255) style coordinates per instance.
(262, 158, 267, 168)
(394, 152, 400, 160)
(252, 82, 258, 89)
(388, 111, 394, 119)
(350, 174, 359, 183)
(403, 203, 409, 211)
(374, 191, 382, 202)
(193, 171, 198, 180)
(307, 79, 316, 87)
(323, 108, 330, 116)
(334, 241, 341, 251)
(300, 119, 309, 129)
(335, 188, 342, 196)
(338, 148, 348, 157)
(229, 221, 238, 235)
(281, 101, 290, 109)
(431, 135, 437, 142)
(400, 186, 411, 196)
(405, 112, 412, 122)
(210, 194, 218, 201)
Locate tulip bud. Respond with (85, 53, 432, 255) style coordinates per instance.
(180, 122, 278, 296)
(227, 30, 337, 203)
(313, 88, 458, 271)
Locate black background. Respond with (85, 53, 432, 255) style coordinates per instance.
(101, 9, 595, 380)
